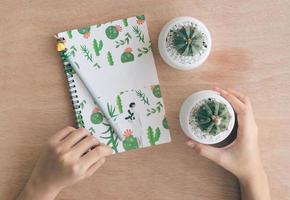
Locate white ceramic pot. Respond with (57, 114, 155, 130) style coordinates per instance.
(179, 90, 235, 144)
(158, 16, 212, 70)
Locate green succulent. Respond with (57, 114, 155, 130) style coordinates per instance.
(193, 99, 231, 136)
(172, 26, 206, 56)
(90, 111, 103, 124)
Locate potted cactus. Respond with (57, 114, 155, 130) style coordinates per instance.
(179, 90, 235, 145)
(122, 129, 139, 151)
(158, 17, 211, 70)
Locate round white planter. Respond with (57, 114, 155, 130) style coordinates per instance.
(179, 90, 235, 144)
(158, 16, 212, 70)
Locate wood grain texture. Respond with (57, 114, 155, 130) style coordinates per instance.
(0, 0, 290, 199)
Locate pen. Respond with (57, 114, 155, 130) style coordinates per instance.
(66, 56, 124, 141)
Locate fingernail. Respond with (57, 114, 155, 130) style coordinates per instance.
(186, 140, 195, 148)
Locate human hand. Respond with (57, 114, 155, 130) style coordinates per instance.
(17, 127, 112, 200)
(186, 88, 270, 200)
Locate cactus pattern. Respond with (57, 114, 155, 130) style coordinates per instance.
(162, 117, 169, 129)
(121, 47, 134, 63)
(136, 15, 145, 25)
(90, 107, 103, 124)
(122, 129, 139, 151)
(151, 85, 162, 98)
(78, 27, 91, 39)
(172, 26, 207, 56)
(193, 99, 231, 135)
(93, 39, 103, 56)
(105, 25, 121, 39)
(147, 126, 161, 146)
(107, 51, 114, 66)
(116, 95, 123, 114)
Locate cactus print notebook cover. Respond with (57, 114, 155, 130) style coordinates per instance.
(57, 15, 171, 153)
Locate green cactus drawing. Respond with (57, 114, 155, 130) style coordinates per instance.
(136, 15, 145, 24)
(107, 51, 114, 66)
(121, 47, 134, 63)
(151, 85, 162, 98)
(105, 25, 121, 39)
(122, 18, 128, 27)
(122, 129, 139, 151)
(162, 117, 169, 129)
(116, 95, 123, 114)
(67, 30, 73, 39)
(78, 27, 91, 38)
(147, 126, 161, 146)
(90, 108, 103, 124)
(93, 39, 103, 56)
(132, 26, 145, 43)
(80, 45, 93, 62)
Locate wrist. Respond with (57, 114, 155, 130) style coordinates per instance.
(19, 178, 61, 200)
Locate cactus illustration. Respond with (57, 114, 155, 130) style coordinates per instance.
(122, 18, 128, 27)
(116, 95, 123, 114)
(162, 117, 169, 129)
(105, 25, 122, 39)
(107, 51, 114, 66)
(67, 30, 73, 39)
(192, 99, 231, 136)
(93, 39, 103, 56)
(172, 26, 207, 56)
(122, 129, 139, 151)
(90, 107, 103, 124)
(136, 15, 145, 25)
(78, 27, 91, 39)
(151, 84, 162, 98)
(147, 126, 161, 146)
(121, 47, 134, 63)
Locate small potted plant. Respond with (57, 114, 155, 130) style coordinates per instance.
(158, 16, 211, 70)
(179, 90, 235, 145)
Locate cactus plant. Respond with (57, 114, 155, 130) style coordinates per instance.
(147, 126, 161, 146)
(122, 129, 139, 151)
(93, 39, 103, 56)
(172, 26, 207, 56)
(105, 25, 122, 39)
(78, 27, 91, 39)
(151, 85, 161, 98)
(90, 107, 103, 124)
(121, 47, 134, 63)
(136, 15, 145, 25)
(162, 117, 169, 129)
(193, 99, 231, 136)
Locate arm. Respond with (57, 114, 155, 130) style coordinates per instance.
(186, 88, 271, 200)
(17, 127, 112, 200)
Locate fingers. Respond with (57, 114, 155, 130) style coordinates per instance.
(214, 87, 246, 114)
(186, 140, 224, 165)
(227, 89, 250, 105)
(81, 145, 112, 167)
(49, 126, 76, 143)
(85, 158, 106, 177)
(71, 134, 101, 157)
(60, 128, 91, 152)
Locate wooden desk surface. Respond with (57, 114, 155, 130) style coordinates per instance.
(1, 0, 290, 199)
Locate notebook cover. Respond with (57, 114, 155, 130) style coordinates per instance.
(57, 15, 171, 153)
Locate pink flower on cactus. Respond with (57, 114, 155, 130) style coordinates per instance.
(123, 129, 133, 138)
(83, 32, 90, 39)
(137, 19, 144, 25)
(125, 47, 132, 53)
(115, 25, 122, 32)
(92, 107, 100, 113)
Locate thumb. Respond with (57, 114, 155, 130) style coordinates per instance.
(186, 140, 224, 165)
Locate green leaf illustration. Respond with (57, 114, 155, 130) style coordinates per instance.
(116, 95, 123, 114)
(123, 18, 128, 27)
(89, 127, 95, 134)
(76, 112, 85, 128)
(147, 126, 161, 145)
(135, 90, 150, 105)
(137, 43, 152, 57)
(132, 26, 145, 43)
(146, 101, 163, 116)
(93, 39, 103, 56)
(67, 30, 73, 39)
(115, 33, 132, 48)
(93, 62, 101, 69)
(80, 45, 93, 62)
(79, 99, 87, 109)
(107, 51, 114, 66)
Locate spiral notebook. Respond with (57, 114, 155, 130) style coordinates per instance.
(57, 15, 171, 153)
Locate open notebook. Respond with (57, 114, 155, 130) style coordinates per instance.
(57, 15, 171, 153)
